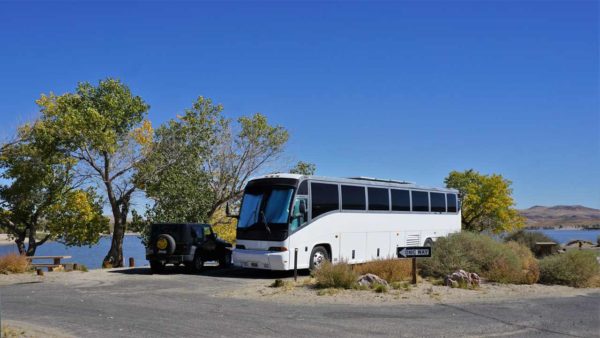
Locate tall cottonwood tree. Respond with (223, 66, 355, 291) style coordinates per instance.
(33, 78, 151, 267)
(445, 169, 524, 233)
(0, 123, 108, 256)
(138, 96, 289, 226)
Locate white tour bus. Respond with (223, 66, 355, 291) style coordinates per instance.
(231, 174, 461, 270)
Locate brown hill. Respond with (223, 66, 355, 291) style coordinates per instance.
(519, 205, 600, 228)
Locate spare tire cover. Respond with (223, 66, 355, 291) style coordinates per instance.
(156, 234, 176, 255)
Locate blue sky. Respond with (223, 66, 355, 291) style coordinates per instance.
(0, 1, 598, 209)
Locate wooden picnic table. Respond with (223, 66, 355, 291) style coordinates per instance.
(534, 242, 557, 257)
(26, 255, 72, 271)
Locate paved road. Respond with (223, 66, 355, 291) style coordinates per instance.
(1, 267, 599, 337)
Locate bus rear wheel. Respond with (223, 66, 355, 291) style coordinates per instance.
(309, 246, 329, 271)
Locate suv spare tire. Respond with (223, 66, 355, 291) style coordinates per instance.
(156, 234, 176, 255)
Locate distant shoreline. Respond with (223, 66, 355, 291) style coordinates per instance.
(0, 232, 141, 246)
(524, 226, 600, 231)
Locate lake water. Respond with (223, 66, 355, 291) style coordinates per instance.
(530, 229, 600, 245)
(1, 229, 598, 270)
(0, 235, 147, 270)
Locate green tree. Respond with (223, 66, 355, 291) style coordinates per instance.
(289, 161, 316, 175)
(137, 96, 288, 225)
(444, 169, 524, 233)
(0, 124, 108, 256)
(33, 78, 151, 267)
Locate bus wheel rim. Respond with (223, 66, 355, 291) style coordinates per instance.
(313, 252, 325, 267)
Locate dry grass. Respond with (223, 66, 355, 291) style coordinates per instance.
(2, 325, 28, 338)
(312, 261, 357, 289)
(353, 258, 413, 283)
(270, 279, 295, 291)
(0, 253, 30, 274)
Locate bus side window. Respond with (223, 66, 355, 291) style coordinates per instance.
(290, 197, 308, 231)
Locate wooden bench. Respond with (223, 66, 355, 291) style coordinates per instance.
(26, 255, 72, 271)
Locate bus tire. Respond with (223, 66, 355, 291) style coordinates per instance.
(309, 246, 329, 270)
(424, 238, 434, 247)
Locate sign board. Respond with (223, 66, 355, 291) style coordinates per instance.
(397, 246, 432, 258)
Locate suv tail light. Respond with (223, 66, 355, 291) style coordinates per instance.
(268, 246, 288, 252)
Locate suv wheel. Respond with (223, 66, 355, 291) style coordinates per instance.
(150, 260, 165, 274)
(192, 254, 204, 273)
(219, 251, 232, 268)
(309, 246, 329, 271)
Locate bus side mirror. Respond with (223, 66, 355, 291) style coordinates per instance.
(226, 202, 240, 219)
(299, 200, 306, 214)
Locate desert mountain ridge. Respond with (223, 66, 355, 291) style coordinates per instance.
(519, 205, 600, 228)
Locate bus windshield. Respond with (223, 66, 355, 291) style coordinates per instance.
(237, 187, 294, 233)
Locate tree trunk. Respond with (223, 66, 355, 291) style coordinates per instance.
(15, 235, 26, 256)
(103, 222, 124, 268)
(26, 241, 37, 256)
(26, 225, 37, 256)
(103, 199, 130, 268)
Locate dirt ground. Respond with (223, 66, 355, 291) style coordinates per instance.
(2, 267, 598, 307)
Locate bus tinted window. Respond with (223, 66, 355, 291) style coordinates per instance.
(430, 192, 446, 212)
(298, 180, 308, 195)
(311, 183, 339, 218)
(447, 194, 457, 212)
(411, 191, 429, 212)
(391, 189, 410, 211)
(341, 185, 366, 210)
(368, 187, 389, 211)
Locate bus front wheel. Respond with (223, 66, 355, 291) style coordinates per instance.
(309, 246, 329, 270)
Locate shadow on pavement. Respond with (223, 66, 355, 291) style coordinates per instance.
(108, 265, 310, 279)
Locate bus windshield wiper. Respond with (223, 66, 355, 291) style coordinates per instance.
(260, 210, 271, 235)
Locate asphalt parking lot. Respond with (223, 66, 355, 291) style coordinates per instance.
(1, 267, 599, 337)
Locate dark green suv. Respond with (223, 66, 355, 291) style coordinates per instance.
(146, 223, 232, 273)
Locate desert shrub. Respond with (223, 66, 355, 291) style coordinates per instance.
(505, 241, 540, 284)
(539, 250, 599, 287)
(391, 281, 412, 290)
(373, 283, 388, 293)
(270, 279, 285, 287)
(353, 258, 412, 283)
(420, 232, 538, 284)
(0, 253, 29, 274)
(504, 230, 558, 257)
(312, 261, 357, 289)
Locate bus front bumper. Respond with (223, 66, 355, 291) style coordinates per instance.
(232, 249, 288, 270)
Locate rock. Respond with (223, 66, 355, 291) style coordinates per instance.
(357, 273, 389, 287)
(444, 269, 480, 288)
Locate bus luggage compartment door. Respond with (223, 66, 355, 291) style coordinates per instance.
(339, 232, 366, 263)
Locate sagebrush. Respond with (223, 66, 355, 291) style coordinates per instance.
(419, 232, 539, 284)
(539, 250, 599, 287)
